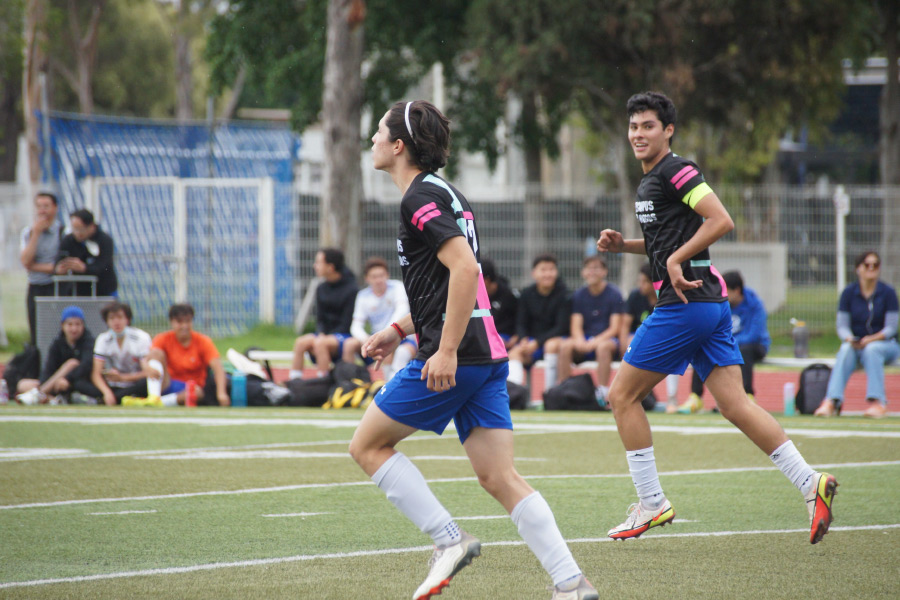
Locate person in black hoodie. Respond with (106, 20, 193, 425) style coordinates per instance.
(14, 306, 101, 404)
(507, 254, 569, 392)
(290, 248, 359, 379)
(55, 209, 118, 297)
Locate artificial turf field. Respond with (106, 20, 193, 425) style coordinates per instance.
(0, 406, 897, 599)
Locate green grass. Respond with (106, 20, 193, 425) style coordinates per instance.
(0, 406, 897, 599)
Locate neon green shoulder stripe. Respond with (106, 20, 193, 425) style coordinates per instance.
(682, 182, 713, 209)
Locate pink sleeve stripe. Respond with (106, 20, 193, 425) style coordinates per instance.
(672, 167, 699, 190)
(415, 209, 441, 231)
(462, 211, 474, 220)
(410, 202, 438, 227)
(670, 166, 694, 185)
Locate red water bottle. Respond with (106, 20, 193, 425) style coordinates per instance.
(185, 380, 197, 407)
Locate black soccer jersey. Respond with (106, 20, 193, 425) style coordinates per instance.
(635, 152, 728, 307)
(397, 172, 508, 365)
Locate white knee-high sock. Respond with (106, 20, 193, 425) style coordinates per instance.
(666, 374, 679, 401)
(543, 354, 558, 391)
(769, 440, 816, 494)
(147, 359, 163, 397)
(511, 492, 581, 586)
(371, 452, 460, 548)
(626, 446, 665, 508)
(508, 360, 525, 385)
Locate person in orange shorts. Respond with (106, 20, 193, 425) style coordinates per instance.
(127, 303, 229, 407)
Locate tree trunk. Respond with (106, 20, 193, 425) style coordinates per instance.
(321, 0, 364, 274)
(879, 1, 900, 286)
(65, 0, 102, 115)
(521, 92, 546, 276)
(613, 136, 641, 291)
(23, 0, 47, 186)
(174, 0, 193, 121)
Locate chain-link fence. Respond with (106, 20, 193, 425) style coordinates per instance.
(296, 184, 898, 341)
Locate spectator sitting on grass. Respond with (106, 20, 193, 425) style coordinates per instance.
(126, 303, 229, 407)
(15, 306, 100, 405)
(91, 301, 153, 406)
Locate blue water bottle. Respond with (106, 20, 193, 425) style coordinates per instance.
(231, 371, 248, 407)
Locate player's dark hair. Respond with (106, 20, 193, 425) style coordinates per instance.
(319, 247, 345, 272)
(532, 253, 558, 269)
(71, 208, 95, 226)
(481, 257, 498, 281)
(639, 262, 652, 279)
(101, 301, 133, 324)
(583, 255, 606, 268)
(854, 250, 880, 269)
(36, 192, 58, 206)
(722, 271, 744, 293)
(627, 91, 677, 131)
(386, 100, 450, 172)
(168, 303, 195, 320)
(363, 256, 389, 275)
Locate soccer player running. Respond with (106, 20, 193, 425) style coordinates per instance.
(597, 91, 837, 544)
(349, 100, 598, 600)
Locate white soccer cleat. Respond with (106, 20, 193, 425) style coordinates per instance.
(607, 498, 675, 540)
(412, 530, 481, 599)
(549, 574, 600, 600)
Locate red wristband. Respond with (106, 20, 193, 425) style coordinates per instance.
(390, 322, 406, 339)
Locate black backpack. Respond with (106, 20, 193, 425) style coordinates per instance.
(795, 363, 832, 414)
(2, 344, 41, 394)
(507, 381, 529, 410)
(544, 374, 605, 411)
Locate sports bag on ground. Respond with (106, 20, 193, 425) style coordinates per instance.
(795, 363, 832, 414)
(286, 373, 335, 407)
(544, 374, 604, 411)
(507, 380, 529, 410)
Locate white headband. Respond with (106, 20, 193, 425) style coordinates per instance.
(404, 101, 415, 141)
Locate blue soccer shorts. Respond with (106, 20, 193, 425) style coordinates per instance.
(623, 301, 743, 382)
(375, 359, 513, 444)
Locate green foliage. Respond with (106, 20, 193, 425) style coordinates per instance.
(206, 0, 470, 134)
(45, 0, 179, 117)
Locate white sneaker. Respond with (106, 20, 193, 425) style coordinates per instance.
(607, 498, 675, 540)
(549, 575, 599, 600)
(412, 530, 480, 599)
(15, 388, 45, 405)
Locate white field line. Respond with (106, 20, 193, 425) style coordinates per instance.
(88, 510, 158, 516)
(1, 523, 897, 590)
(1, 414, 899, 440)
(1, 460, 897, 512)
(261, 512, 329, 518)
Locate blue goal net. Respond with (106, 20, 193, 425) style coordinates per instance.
(39, 111, 301, 337)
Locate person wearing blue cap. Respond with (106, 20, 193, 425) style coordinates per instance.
(14, 305, 101, 405)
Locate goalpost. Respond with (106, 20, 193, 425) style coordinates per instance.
(82, 176, 275, 335)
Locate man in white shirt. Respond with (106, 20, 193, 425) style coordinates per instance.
(91, 301, 153, 406)
(20, 192, 63, 343)
(343, 256, 416, 381)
